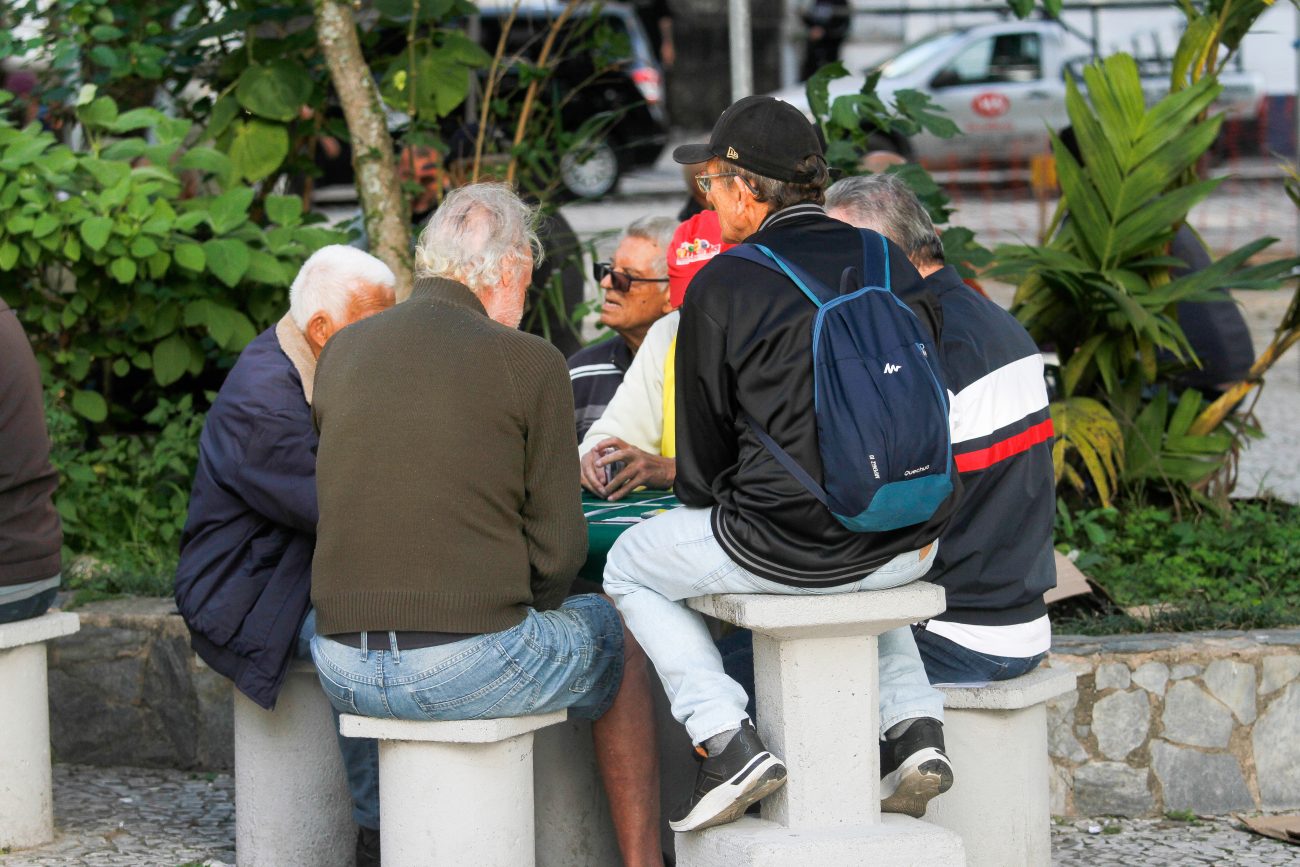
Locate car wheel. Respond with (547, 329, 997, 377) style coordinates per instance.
(559, 139, 620, 199)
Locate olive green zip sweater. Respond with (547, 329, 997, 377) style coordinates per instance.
(310, 277, 586, 635)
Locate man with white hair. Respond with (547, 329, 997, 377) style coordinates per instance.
(309, 183, 664, 867)
(175, 244, 397, 867)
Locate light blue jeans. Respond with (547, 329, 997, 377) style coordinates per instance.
(309, 595, 625, 723)
(604, 506, 943, 745)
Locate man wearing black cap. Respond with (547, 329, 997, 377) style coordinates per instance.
(604, 96, 956, 831)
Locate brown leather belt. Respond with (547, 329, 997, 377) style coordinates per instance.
(327, 631, 473, 651)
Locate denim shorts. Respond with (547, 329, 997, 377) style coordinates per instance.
(310, 594, 625, 723)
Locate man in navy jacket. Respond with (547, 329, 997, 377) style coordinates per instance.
(174, 245, 396, 866)
(826, 173, 1057, 682)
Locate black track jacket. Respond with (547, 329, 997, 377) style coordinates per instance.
(674, 204, 957, 586)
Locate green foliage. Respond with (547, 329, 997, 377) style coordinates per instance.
(0, 94, 345, 427)
(996, 53, 1299, 505)
(1054, 498, 1300, 612)
(806, 63, 992, 278)
(47, 393, 206, 595)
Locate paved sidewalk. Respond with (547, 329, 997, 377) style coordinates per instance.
(3, 764, 1298, 866)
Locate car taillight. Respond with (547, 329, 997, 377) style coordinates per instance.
(631, 67, 662, 105)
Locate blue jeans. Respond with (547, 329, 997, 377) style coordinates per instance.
(0, 587, 56, 625)
(604, 505, 943, 745)
(913, 626, 1046, 684)
(310, 595, 625, 723)
(296, 610, 381, 831)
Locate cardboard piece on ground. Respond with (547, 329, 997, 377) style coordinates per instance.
(1238, 814, 1300, 845)
(1045, 550, 1092, 604)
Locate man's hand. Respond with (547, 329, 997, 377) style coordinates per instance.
(579, 437, 676, 501)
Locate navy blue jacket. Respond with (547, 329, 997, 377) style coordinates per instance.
(174, 326, 317, 709)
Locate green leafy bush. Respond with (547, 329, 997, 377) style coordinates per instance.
(0, 86, 345, 425)
(47, 394, 205, 596)
(1054, 498, 1300, 630)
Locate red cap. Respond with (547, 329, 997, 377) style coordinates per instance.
(668, 211, 732, 308)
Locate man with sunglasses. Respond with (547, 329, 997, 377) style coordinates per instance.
(567, 217, 677, 441)
(604, 96, 956, 832)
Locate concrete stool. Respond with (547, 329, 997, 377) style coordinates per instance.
(341, 710, 567, 867)
(927, 666, 1078, 867)
(677, 587, 966, 866)
(0, 611, 79, 849)
(533, 717, 622, 867)
(233, 660, 353, 867)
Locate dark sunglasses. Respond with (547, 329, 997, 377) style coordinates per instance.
(592, 262, 671, 293)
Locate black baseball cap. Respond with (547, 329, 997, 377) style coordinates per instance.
(673, 95, 824, 183)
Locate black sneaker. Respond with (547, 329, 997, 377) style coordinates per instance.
(669, 720, 787, 833)
(880, 717, 954, 818)
(356, 825, 381, 867)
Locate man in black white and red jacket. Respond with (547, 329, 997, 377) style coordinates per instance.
(826, 173, 1057, 683)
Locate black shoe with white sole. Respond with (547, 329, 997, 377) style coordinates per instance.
(880, 717, 954, 818)
(669, 720, 787, 833)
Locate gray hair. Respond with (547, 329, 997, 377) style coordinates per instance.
(724, 153, 830, 211)
(624, 216, 677, 277)
(413, 183, 543, 294)
(289, 245, 397, 330)
(825, 173, 945, 268)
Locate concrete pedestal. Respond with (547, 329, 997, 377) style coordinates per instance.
(341, 711, 566, 867)
(0, 611, 79, 849)
(533, 718, 622, 867)
(234, 660, 353, 867)
(927, 667, 1078, 867)
(684, 588, 965, 864)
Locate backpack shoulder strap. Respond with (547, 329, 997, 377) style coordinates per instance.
(858, 229, 892, 292)
(721, 244, 831, 307)
(743, 411, 830, 507)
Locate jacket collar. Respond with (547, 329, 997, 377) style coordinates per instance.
(408, 276, 489, 316)
(275, 315, 317, 405)
(757, 202, 826, 233)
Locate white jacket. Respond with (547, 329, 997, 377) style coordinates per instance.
(578, 311, 681, 459)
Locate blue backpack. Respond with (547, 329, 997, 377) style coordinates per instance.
(723, 230, 955, 533)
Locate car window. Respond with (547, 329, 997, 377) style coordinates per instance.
(878, 30, 963, 80)
(934, 33, 1042, 86)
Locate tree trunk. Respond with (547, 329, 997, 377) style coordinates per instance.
(313, 0, 413, 297)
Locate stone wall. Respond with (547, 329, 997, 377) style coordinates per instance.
(1046, 629, 1300, 817)
(47, 598, 232, 770)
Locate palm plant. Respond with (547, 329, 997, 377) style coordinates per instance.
(993, 53, 1296, 507)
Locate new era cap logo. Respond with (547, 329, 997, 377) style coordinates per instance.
(883, 363, 902, 374)
(726, 146, 739, 159)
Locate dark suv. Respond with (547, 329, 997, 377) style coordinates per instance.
(469, 1, 668, 198)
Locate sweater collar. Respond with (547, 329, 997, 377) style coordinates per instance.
(275, 314, 317, 405)
(408, 276, 489, 316)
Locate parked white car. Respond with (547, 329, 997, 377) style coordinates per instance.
(769, 20, 1264, 167)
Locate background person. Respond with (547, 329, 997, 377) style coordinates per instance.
(579, 210, 732, 499)
(174, 245, 397, 867)
(309, 183, 663, 867)
(568, 216, 677, 441)
(0, 298, 62, 625)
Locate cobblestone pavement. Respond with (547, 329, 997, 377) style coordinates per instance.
(3, 765, 1299, 866)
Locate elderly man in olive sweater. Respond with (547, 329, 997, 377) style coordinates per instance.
(309, 183, 663, 867)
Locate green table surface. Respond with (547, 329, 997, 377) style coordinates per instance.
(579, 490, 681, 583)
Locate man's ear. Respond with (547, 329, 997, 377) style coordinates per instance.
(306, 311, 334, 357)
